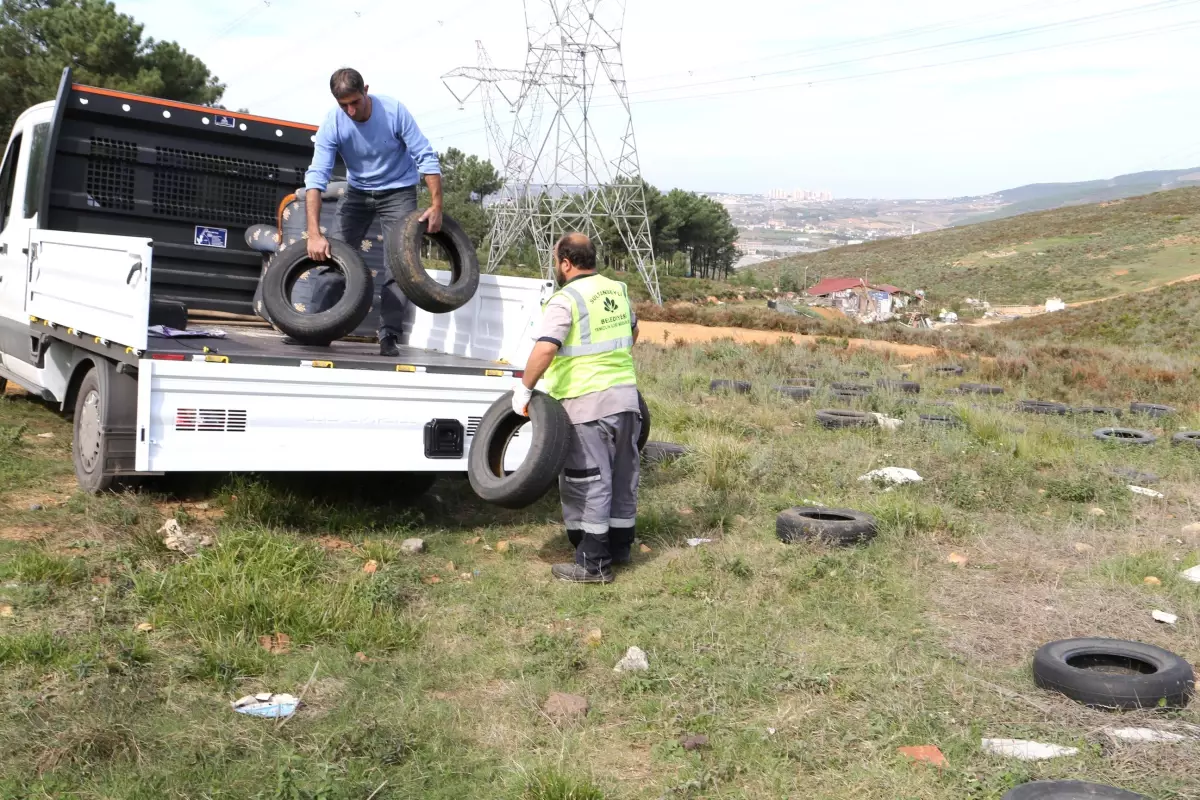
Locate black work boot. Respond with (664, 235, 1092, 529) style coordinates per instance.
(379, 334, 400, 357)
(551, 563, 614, 584)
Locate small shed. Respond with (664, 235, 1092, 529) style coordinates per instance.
(806, 277, 911, 321)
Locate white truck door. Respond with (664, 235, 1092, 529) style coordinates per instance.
(27, 229, 153, 353)
(0, 120, 35, 360)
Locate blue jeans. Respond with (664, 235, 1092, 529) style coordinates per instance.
(310, 185, 417, 340)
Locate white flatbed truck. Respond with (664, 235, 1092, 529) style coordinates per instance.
(0, 70, 545, 493)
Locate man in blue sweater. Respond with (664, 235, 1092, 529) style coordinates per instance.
(302, 67, 443, 356)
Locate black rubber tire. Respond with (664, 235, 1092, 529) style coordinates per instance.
(1171, 431, 1200, 449)
(831, 382, 872, 392)
(784, 377, 817, 387)
(388, 211, 480, 313)
(467, 390, 571, 510)
(775, 385, 814, 401)
(1017, 400, 1069, 415)
(1074, 406, 1123, 418)
(777, 506, 877, 546)
(959, 382, 1004, 395)
(1002, 781, 1149, 800)
(261, 239, 373, 344)
(1130, 402, 1175, 418)
(1111, 467, 1158, 485)
(1032, 637, 1194, 710)
(816, 409, 874, 429)
(710, 379, 751, 395)
(72, 368, 115, 494)
(1093, 428, 1156, 445)
(919, 413, 960, 427)
(934, 365, 964, 375)
(878, 379, 921, 394)
(843, 369, 870, 378)
(642, 441, 688, 465)
(637, 391, 651, 452)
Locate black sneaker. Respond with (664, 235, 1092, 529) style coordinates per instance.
(551, 563, 614, 584)
(379, 335, 400, 357)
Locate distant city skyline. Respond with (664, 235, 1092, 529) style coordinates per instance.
(115, 0, 1200, 199)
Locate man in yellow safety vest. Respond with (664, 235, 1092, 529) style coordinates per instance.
(511, 233, 641, 583)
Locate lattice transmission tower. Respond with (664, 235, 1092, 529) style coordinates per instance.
(441, 0, 661, 304)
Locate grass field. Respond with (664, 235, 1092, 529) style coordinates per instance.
(750, 188, 1200, 306)
(2, 337, 1199, 799)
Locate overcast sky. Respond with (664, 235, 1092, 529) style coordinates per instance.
(115, 0, 1200, 199)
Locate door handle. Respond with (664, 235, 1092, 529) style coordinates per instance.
(126, 260, 143, 285)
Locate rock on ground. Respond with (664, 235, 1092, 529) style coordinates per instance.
(614, 646, 650, 673)
(543, 692, 589, 724)
(400, 538, 425, 555)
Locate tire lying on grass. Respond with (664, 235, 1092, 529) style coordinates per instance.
(958, 382, 1004, 395)
(467, 390, 571, 509)
(1074, 406, 1123, 418)
(1171, 431, 1200, 449)
(1093, 428, 1156, 446)
(710, 379, 751, 394)
(1129, 402, 1175, 417)
(878, 379, 920, 394)
(637, 391, 650, 451)
(816, 409, 874, 429)
(1111, 466, 1158, 485)
(388, 211, 481, 313)
(1002, 781, 1149, 800)
(1016, 400, 1069, 415)
(260, 239, 373, 344)
(934, 364, 964, 375)
(1032, 637, 1194, 710)
(642, 441, 689, 465)
(777, 506, 877, 547)
(919, 413, 960, 427)
(775, 385, 814, 401)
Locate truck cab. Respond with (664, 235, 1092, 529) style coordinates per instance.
(0, 70, 549, 494)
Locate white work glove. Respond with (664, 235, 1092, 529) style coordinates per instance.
(511, 382, 533, 417)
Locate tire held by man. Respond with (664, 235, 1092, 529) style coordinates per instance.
(468, 390, 572, 509)
(389, 210, 481, 313)
(261, 239, 373, 344)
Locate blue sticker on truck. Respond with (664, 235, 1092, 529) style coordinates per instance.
(214, 115, 236, 129)
(194, 226, 228, 248)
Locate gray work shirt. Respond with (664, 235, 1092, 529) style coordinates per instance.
(536, 290, 639, 425)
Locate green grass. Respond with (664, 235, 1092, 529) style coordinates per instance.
(0, 338, 1198, 798)
(751, 187, 1200, 305)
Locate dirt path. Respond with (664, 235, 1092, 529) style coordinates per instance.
(985, 271, 1200, 321)
(637, 320, 952, 359)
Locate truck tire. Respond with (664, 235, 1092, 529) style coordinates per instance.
(389, 211, 480, 314)
(1032, 638, 1194, 710)
(1093, 428, 1156, 445)
(776, 385, 814, 400)
(1171, 431, 1200, 449)
(777, 507, 877, 546)
(468, 390, 571, 509)
(816, 409, 874, 429)
(261, 239, 373, 344)
(1002, 781, 1148, 800)
(637, 391, 650, 452)
(919, 413, 960, 427)
(710, 379, 751, 394)
(642, 441, 688, 465)
(71, 363, 136, 494)
(1130, 402, 1175, 418)
(1074, 405, 1123, 418)
(959, 382, 1004, 395)
(934, 365, 964, 375)
(878, 379, 920, 393)
(1017, 400, 1069, 415)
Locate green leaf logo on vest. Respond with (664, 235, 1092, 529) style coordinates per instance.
(603, 297, 619, 313)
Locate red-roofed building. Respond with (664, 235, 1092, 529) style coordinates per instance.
(806, 277, 865, 297)
(802, 276, 916, 321)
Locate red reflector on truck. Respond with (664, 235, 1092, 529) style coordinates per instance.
(151, 354, 186, 361)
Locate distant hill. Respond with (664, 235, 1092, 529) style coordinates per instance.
(1001, 277, 1200, 353)
(750, 187, 1200, 306)
(963, 168, 1200, 224)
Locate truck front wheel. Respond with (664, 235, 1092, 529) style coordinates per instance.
(72, 368, 115, 493)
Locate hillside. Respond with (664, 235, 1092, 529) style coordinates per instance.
(751, 187, 1200, 305)
(1001, 275, 1200, 353)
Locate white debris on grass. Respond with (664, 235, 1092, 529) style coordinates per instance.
(1151, 610, 1178, 625)
(1181, 565, 1200, 584)
(1108, 728, 1188, 743)
(1129, 485, 1165, 499)
(869, 413, 904, 432)
(858, 467, 922, 487)
(231, 692, 301, 719)
(685, 538, 713, 548)
(980, 738, 1079, 760)
(160, 519, 213, 556)
(614, 646, 650, 673)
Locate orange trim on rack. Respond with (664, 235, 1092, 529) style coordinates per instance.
(276, 193, 297, 231)
(72, 84, 319, 132)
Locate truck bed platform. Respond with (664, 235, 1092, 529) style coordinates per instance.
(146, 324, 520, 377)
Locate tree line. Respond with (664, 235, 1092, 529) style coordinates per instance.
(2, 0, 740, 283)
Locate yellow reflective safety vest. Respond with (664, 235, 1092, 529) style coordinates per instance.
(542, 273, 637, 400)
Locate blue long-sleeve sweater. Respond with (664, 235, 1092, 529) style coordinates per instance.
(304, 94, 441, 193)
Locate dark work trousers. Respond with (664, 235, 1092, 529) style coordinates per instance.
(310, 185, 417, 341)
(561, 411, 641, 573)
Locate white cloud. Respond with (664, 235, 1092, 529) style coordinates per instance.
(115, 0, 1200, 196)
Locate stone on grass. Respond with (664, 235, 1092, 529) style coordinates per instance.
(543, 692, 589, 724)
(400, 538, 425, 555)
(614, 646, 650, 673)
(680, 734, 709, 751)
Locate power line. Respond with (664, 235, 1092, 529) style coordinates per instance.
(211, 0, 276, 43)
(626, 0, 1199, 98)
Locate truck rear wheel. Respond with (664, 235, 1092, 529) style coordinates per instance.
(73, 368, 114, 493)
